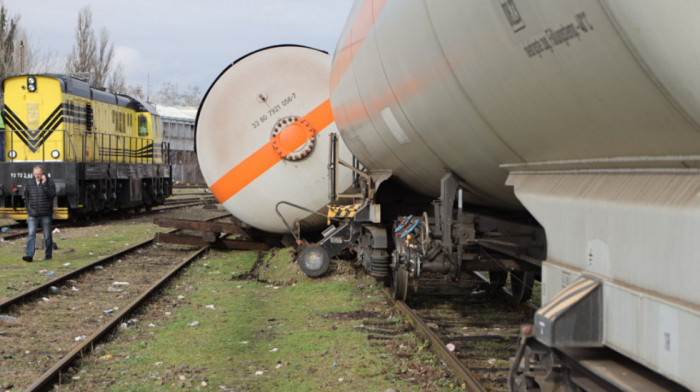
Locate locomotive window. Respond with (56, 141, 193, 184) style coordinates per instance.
(138, 115, 148, 136)
(152, 115, 160, 137)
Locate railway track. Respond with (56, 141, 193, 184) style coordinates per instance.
(0, 196, 217, 243)
(388, 273, 538, 391)
(0, 213, 229, 391)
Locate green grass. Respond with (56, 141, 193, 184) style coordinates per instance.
(0, 220, 165, 300)
(63, 249, 458, 391)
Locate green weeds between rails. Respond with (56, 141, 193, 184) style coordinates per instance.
(61, 248, 460, 391)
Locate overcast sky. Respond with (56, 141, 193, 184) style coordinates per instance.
(3, 0, 354, 96)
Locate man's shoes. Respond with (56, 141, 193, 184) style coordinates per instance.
(22, 255, 33, 262)
(43, 256, 52, 261)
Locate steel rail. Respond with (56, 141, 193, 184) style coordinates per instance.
(152, 200, 217, 212)
(0, 236, 157, 312)
(388, 272, 541, 391)
(0, 200, 218, 242)
(0, 229, 30, 242)
(23, 245, 209, 392)
(0, 212, 230, 312)
(162, 196, 216, 205)
(391, 295, 486, 392)
(384, 288, 486, 392)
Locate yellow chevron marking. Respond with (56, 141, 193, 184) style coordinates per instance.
(327, 203, 362, 224)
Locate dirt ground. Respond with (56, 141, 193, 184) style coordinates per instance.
(1, 205, 464, 391)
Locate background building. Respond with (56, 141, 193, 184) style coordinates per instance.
(155, 105, 204, 186)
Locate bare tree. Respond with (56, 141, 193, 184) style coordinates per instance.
(30, 47, 66, 74)
(152, 82, 202, 107)
(0, 4, 67, 81)
(0, 4, 19, 80)
(66, 6, 118, 88)
(107, 62, 125, 92)
(66, 6, 96, 81)
(122, 83, 146, 100)
(93, 28, 114, 87)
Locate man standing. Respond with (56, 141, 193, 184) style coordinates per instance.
(22, 165, 56, 262)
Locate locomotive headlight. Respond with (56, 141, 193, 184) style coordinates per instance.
(8, 150, 17, 159)
(51, 150, 60, 159)
(27, 76, 37, 92)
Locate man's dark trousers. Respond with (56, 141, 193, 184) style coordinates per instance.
(26, 215, 52, 258)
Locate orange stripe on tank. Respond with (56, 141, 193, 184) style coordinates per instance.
(210, 99, 334, 203)
(329, 0, 389, 93)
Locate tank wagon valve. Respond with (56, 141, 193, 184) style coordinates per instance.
(270, 116, 316, 161)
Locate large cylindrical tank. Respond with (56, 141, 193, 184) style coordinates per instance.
(196, 45, 353, 233)
(329, 0, 700, 209)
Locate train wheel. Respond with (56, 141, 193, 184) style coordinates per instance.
(510, 271, 534, 303)
(489, 270, 507, 289)
(297, 245, 330, 277)
(391, 267, 408, 301)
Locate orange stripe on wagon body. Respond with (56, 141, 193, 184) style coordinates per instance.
(210, 99, 334, 203)
(211, 1, 387, 204)
(330, 0, 389, 93)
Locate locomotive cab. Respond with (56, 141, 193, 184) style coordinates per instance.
(1, 75, 71, 219)
(3, 76, 67, 163)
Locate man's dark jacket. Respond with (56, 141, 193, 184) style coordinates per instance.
(23, 177, 56, 217)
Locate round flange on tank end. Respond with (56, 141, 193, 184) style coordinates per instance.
(270, 115, 316, 161)
(297, 245, 330, 277)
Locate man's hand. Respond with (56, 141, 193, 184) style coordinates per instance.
(40, 175, 47, 183)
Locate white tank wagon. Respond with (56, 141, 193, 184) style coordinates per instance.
(196, 45, 354, 234)
(311, 0, 700, 390)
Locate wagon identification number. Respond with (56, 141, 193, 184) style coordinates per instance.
(252, 93, 297, 129)
(523, 12, 593, 58)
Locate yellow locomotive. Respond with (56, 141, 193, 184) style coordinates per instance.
(0, 74, 171, 219)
